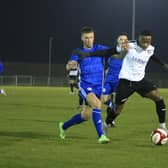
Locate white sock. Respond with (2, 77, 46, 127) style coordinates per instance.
(160, 123, 166, 129)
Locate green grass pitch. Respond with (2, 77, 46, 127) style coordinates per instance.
(0, 86, 168, 168)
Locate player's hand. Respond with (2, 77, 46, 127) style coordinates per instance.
(163, 63, 168, 71)
(72, 49, 89, 59)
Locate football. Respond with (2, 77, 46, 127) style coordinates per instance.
(151, 128, 168, 145)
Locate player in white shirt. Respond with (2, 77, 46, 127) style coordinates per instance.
(66, 61, 79, 94)
(66, 61, 84, 108)
(72, 30, 168, 134)
(105, 30, 168, 133)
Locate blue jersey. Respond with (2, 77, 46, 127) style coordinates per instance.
(105, 57, 122, 83)
(70, 44, 108, 86)
(0, 61, 4, 74)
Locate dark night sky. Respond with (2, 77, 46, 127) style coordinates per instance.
(1, 0, 168, 67)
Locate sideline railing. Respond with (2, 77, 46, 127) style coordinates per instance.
(0, 74, 167, 87)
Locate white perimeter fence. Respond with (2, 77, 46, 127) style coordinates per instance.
(0, 74, 168, 87)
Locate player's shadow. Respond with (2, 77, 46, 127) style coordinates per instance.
(0, 131, 51, 139)
(6, 103, 71, 111)
(67, 135, 88, 140)
(8, 118, 56, 123)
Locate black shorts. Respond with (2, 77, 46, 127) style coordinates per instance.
(69, 75, 78, 81)
(116, 78, 157, 105)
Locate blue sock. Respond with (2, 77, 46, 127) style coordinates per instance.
(92, 108, 104, 137)
(63, 113, 85, 130)
(105, 100, 111, 107)
(106, 100, 115, 111)
(111, 102, 115, 111)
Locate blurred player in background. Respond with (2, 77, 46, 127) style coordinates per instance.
(66, 61, 84, 109)
(102, 33, 128, 130)
(0, 60, 7, 96)
(59, 26, 110, 143)
(66, 61, 78, 94)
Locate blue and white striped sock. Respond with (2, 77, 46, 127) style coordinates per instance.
(63, 113, 85, 130)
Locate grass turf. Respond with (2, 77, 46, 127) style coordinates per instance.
(0, 86, 168, 168)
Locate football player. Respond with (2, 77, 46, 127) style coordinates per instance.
(0, 60, 7, 96)
(59, 26, 111, 143)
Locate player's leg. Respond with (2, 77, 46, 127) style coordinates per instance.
(111, 92, 116, 110)
(86, 92, 110, 143)
(73, 81, 78, 89)
(69, 79, 75, 94)
(106, 79, 135, 126)
(102, 94, 115, 113)
(102, 83, 115, 127)
(102, 94, 114, 117)
(59, 91, 88, 139)
(101, 94, 115, 135)
(146, 90, 166, 129)
(79, 94, 83, 106)
(101, 94, 115, 136)
(102, 82, 113, 109)
(138, 79, 167, 131)
(77, 93, 84, 110)
(59, 105, 87, 139)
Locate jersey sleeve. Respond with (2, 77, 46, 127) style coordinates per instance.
(88, 47, 118, 57)
(69, 52, 79, 62)
(69, 55, 78, 61)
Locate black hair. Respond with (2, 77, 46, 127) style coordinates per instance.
(139, 30, 152, 36)
(118, 32, 129, 37)
(114, 32, 128, 46)
(80, 26, 94, 34)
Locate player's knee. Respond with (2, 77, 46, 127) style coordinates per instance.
(81, 111, 91, 120)
(154, 96, 163, 102)
(102, 96, 109, 104)
(150, 96, 162, 102)
(92, 100, 102, 109)
(81, 107, 92, 120)
(146, 90, 162, 101)
(87, 98, 101, 109)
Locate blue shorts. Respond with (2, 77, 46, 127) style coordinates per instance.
(79, 83, 103, 104)
(103, 81, 118, 95)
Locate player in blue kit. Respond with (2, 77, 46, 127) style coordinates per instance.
(103, 57, 122, 124)
(73, 33, 128, 131)
(102, 34, 128, 131)
(59, 26, 110, 143)
(0, 60, 7, 96)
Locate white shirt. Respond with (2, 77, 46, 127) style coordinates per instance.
(119, 42, 155, 81)
(69, 69, 78, 76)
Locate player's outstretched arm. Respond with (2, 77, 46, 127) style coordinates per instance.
(87, 48, 118, 57)
(72, 48, 123, 59)
(151, 55, 168, 71)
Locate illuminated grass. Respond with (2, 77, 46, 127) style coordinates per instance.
(0, 86, 167, 168)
